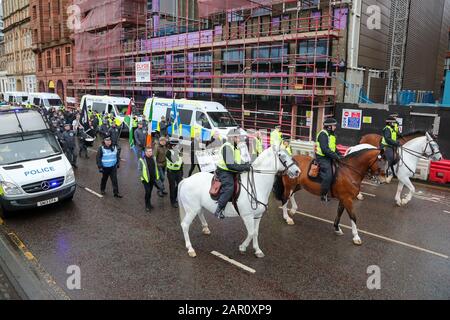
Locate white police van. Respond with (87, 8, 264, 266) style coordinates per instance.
(2, 92, 30, 106)
(0, 108, 76, 218)
(29, 92, 64, 110)
(142, 97, 246, 140)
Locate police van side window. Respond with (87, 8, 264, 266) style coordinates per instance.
(107, 104, 114, 114)
(196, 112, 211, 129)
(179, 109, 193, 125)
(33, 98, 40, 105)
(92, 102, 105, 114)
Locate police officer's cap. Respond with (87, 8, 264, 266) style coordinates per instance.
(386, 116, 397, 123)
(104, 136, 111, 141)
(227, 129, 242, 137)
(323, 118, 337, 126)
(168, 137, 179, 145)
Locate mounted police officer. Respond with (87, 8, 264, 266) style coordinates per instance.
(214, 129, 251, 219)
(166, 138, 184, 208)
(315, 118, 342, 202)
(96, 136, 122, 198)
(382, 116, 401, 183)
(62, 123, 78, 168)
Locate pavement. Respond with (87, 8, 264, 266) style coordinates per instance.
(1, 138, 449, 299)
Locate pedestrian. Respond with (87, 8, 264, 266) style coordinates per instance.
(99, 118, 110, 139)
(96, 136, 122, 198)
(188, 131, 202, 177)
(62, 123, 78, 168)
(158, 115, 168, 138)
(166, 138, 184, 208)
(108, 122, 121, 148)
(78, 126, 92, 159)
(154, 136, 169, 197)
(138, 147, 162, 212)
(134, 121, 147, 158)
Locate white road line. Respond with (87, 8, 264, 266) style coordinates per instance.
(444, 210, 450, 214)
(211, 251, 256, 274)
(84, 187, 104, 198)
(283, 208, 449, 260)
(362, 181, 379, 187)
(360, 192, 376, 198)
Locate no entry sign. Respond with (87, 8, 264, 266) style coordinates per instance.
(342, 109, 362, 130)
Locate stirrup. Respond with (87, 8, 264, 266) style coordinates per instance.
(321, 194, 330, 202)
(214, 208, 225, 219)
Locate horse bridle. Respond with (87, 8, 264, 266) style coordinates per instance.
(397, 136, 440, 175)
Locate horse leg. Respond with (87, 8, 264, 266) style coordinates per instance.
(197, 211, 211, 235)
(333, 201, 345, 236)
(344, 199, 362, 245)
(289, 194, 298, 216)
(281, 200, 294, 225)
(401, 177, 415, 206)
(180, 207, 199, 257)
(239, 215, 255, 255)
(252, 217, 264, 258)
(357, 192, 365, 201)
(395, 181, 405, 207)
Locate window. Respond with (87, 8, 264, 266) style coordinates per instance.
(196, 112, 211, 129)
(37, 53, 43, 71)
(65, 47, 72, 67)
(178, 109, 193, 125)
(222, 49, 244, 64)
(55, 48, 61, 68)
(252, 45, 288, 61)
(92, 102, 106, 113)
(299, 40, 329, 58)
(46, 51, 52, 68)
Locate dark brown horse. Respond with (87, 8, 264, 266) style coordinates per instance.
(359, 131, 425, 148)
(273, 147, 386, 245)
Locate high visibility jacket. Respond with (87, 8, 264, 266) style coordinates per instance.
(101, 146, 118, 168)
(114, 118, 122, 126)
(382, 125, 397, 146)
(252, 137, 263, 155)
(217, 142, 240, 172)
(166, 150, 183, 171)
(316, 130, 336, 157)
(96, 114, 103, 126)
(139, 157, 160, 183)
(282, 144, 292, 156)
(270, 130, 282, 146)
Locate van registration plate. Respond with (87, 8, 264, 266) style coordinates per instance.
(37, 197, 59, 207)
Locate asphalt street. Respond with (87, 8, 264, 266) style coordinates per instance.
(1, 140, 449, 299)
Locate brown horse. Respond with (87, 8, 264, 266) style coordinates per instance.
(273, 147, 386, 245)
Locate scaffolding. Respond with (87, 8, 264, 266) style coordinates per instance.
(71, 0, 350, 141)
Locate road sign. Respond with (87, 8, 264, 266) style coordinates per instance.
(342, 109, 362, 130)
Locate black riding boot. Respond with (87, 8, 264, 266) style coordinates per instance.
(214, 206, 225, 219)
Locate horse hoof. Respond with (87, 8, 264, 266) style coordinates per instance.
(255, 251, 265, 258)
(396, 201, 402, 207)
(357, 194, 364, 201)
(335, 229, 344, 236)
(353, 238, 362, 246)
(202, 227, 211, 235)
(188, 250, 197, 258)
(289, 209, 297, 216)
(287, 219, 295, 225)
(239, 249, 246, 255)
(401, 199, 409, 206)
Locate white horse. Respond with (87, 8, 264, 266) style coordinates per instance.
(280, 144, 377, 224)
(178, 145, 300, 258)
(394, 132, 442, 206)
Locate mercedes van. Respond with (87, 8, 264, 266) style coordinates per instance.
(0, 108, 76, 218)
(29, 93, 64, 110)
(2, 92, 30, 106)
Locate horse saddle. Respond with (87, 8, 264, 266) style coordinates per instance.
(307, 159, 338, 184)
(209, 174, 241, 203)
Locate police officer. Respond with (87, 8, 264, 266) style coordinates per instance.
(62, 123, 78, 168)
(270, 125, 282, 146)
(188, 130, 202, 177)
(382, 116, 401, 183)
(214, 129, 251, 219)
(96, 136, 122, 198)
(315, 118, 342, 202)
(166, 138, 184, 208)
(281, 138, 292, 156)
(134, 121, 147, 158)
(138, 147, 161, 212)
(251, 130, 264, 161)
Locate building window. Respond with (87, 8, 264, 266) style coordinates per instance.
(46, 50, 52, 69)
(55, 48, 61, 68)
(65, 47, 72, 67)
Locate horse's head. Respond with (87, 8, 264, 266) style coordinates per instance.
(271, 144, 300, 178)
(425, 132, 442, 161)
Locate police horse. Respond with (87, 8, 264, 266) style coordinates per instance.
(274, 145, 386, 245)
(178, 145, 300, 258)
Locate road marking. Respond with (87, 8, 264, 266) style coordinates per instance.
(444, 210, 450, 214)
(362, 181, 379, 187)
(211, 251, 256, 274)
(284, 208, 449, 260)
(360, 192, 376, 198)
(84, 187, 104, 198)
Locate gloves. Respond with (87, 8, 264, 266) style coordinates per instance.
(244, 163, 252, 172)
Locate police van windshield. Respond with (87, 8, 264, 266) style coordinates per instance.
(207, 112, 238, 128)
(0, 132, 61, 165)
(47, 99, 63, 106)
(116, 104, 133, 116)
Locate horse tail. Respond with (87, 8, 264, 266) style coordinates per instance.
(272, 174, 285, 202)
(178, 179, 187, 222)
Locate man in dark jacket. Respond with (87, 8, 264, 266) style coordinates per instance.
(315, 118, 342, 202)
(214, 129, 251, 219)
(134, 121, 147, 158)
(154, 137, 168, 197)
(96, 136, 122, 198)
(99, 119, 109, 140)
(62, 123, 78, 168)
(166, 138, 183, 208)
(108, 122, 121, 148)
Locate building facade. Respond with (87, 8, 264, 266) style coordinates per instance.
(30, 0, 74, 102)
(2, 0, 36, 93)
(0, 0, 8, 93)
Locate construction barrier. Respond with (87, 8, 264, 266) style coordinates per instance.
(429, 160, 450, 184)
(290, 140, 315, 157)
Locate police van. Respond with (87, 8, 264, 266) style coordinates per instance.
(29, 92, 64, 110)
(0, 108, 76, 218)
(142, 97, 246, 141)
(2, 92, 30, 106)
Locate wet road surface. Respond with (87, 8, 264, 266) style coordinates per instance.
(2, 140, 450, 299)
(0, 266, 20, 300)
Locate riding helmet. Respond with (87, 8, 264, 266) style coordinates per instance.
(386, 116, 397, 124)
(323, 118, 338, 127)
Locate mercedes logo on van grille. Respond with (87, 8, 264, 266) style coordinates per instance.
(41, 181, 50, 191)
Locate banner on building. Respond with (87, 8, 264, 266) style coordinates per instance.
(342, 109, 362, 130)
(135, 62, 151, 83)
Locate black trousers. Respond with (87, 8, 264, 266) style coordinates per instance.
(65, 147, 77, 166)
(216, 169, 235, 209)
(167, 169, 183, 204)
(317, 156, 332, 195)
(142, 180, 155, 209)
(79, 141, 88, 158)
(101, 166, 119, 195)
(384, 146, 398, 175)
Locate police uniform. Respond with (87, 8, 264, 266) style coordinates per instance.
(270, 126, 282, 146)
(62, 127, 78, 168)
(166, 138, 184, 208)
(96, 138, 121, 197)
(315, 118, 342, 202)
(382, 117, 401, 176)
(138, 152, 160, 211)
(214, 130, 251, 219)
(251, 134, 264, 161)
